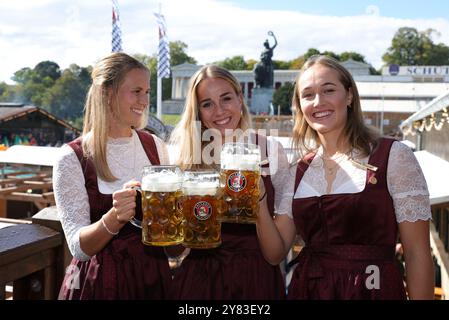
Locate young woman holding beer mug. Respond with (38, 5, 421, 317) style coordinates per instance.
(53, 52, 172, 299)
(168, 65, 291, 299)
(256, 55, 434, 299)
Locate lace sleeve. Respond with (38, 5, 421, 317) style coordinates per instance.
(387, 141, 432, 223)
(53, 145, 91, 261)
(153, 135, 169, 165)
(268, 139, 294, 219)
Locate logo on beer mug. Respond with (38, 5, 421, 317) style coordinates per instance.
(227, 172, 246, 192)
(194, 201, 213, 220)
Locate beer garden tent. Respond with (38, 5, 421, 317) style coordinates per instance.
(0, 145, 62, 218)
(0, 103, 81, 146)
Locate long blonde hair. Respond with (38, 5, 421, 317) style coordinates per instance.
(291, 55, 379, 159)
(169, 65, 251, 170)
(82, 52, 149, 181)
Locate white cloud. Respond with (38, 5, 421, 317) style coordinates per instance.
(1, 0, 449, 84)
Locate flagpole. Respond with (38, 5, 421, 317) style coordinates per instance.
(154, 5, 170, 121)
(156, 3, 162, 121)
(157, 77, 162, 120)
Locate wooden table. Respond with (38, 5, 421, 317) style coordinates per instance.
(0, 222, 62, 299)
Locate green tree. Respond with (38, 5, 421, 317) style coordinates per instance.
(321, 50, 340, 61)
(382, 27, 449, 65)
(289, 56, 305, 69)
(170, 41, 197, 66)
(216, 55, 247, 70)
(339, 51, 366, 63)
(272, 82, 294, 115)
(0, 82, 19, 101)
(272, 60, 291, 70)
(34, 61, 61, 81)
(246, 59, 258, 70)
(41, 64, 91, 125)
(11, 61, 61, 106)
(303, 48, 321, 61)
(426, 43, 449, 65)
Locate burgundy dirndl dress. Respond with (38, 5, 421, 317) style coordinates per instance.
(58, 130, 172, 300)
(288, 138, 407, 300)
(170, 136, 286, 299)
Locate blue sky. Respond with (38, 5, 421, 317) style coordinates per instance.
(233, 0, 449, 19)
(1, 0, 449, 84)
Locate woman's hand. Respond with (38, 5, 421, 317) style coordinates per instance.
(112, 180, 141, 223)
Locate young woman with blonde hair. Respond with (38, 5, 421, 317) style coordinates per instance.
(257, 55, 434, 299)
(54, 52, 171, 299)
(169, 64, 289, 299)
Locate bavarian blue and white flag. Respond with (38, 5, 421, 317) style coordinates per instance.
(111, 0, 123, 52)
(154, 12, 170, 78)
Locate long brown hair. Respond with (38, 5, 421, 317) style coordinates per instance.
(82, 52, 149, 181)
(169, 65, 251, 170)
(291, 55, 379, 159)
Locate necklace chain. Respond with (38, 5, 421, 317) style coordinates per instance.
(321, 150, 350, 175)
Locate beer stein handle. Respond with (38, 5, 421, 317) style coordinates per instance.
(130, 186, 142, 229)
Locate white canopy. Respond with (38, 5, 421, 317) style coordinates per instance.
(0, 145, 62, 167)
(414, 150, 449, 206)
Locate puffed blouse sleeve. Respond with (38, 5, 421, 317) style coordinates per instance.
(267, 138, 295, 218)
(387, 141, 432, 223)
(53, 144, 91, 261)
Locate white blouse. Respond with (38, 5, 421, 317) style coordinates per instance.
(278, 141, 432, 223)
(53, 130, 169, 261)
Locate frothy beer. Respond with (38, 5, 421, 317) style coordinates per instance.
(181, 173, 223, 249)
(141, 169, 184, 246)
(220, 143, 261, 224)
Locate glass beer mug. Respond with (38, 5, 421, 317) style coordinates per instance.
(220, 142, 261, 224)
(131, 165, 184, 246)
(181, 170, 223, 249)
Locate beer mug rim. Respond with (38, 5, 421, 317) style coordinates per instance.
(142, 164, 182, 173)
(222, 142, 260, 151)
(183, 169, 219, 175)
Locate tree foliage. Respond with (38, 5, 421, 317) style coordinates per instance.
(216, 55, 247, 70)
(42, 64, 91, 122)
(382, 27, 449, 65)
(272, 82, 294, 115)
(170, 41, 197, 66)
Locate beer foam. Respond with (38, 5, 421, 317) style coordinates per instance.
(220, 153, 260, 171)
(182, 181, 218, 196)
(142, 172, 182, 192)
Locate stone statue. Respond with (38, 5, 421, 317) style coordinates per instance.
(254, 31, 278, 88)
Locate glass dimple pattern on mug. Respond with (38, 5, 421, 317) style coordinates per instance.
(220, 143, 261, 224)
(181, 170, 223, 249)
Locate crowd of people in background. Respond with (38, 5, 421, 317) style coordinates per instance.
(0, 132, 65, 148)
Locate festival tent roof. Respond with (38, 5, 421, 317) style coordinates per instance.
(0, 145, 62, 167)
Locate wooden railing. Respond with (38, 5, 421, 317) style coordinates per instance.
(0, 207, 69, 300)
